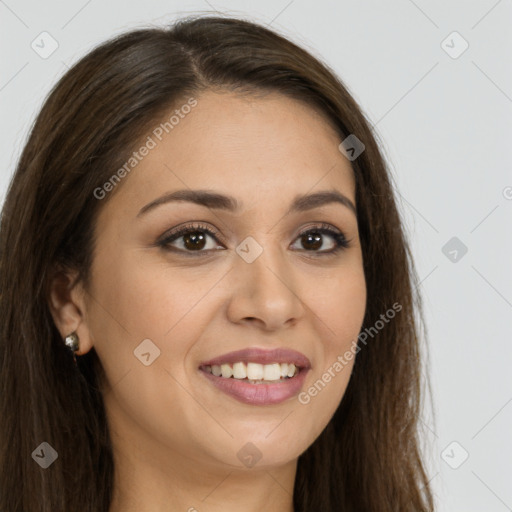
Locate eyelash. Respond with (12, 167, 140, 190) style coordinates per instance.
(157, 222, 352, 257)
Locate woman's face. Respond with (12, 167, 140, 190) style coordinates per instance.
(64, 90, 366, 472)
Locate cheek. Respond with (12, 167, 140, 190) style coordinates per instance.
(89, 250, 223, 383)
(301, 264, 365, 406)
(94, 249, 207, 337)
(307, 263, 367, 347)
(85, 251, 181, 383)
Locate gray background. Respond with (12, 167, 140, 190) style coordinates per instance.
(1, 1, 511, 510)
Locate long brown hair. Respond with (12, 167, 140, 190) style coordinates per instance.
(0, 14, 435, 511)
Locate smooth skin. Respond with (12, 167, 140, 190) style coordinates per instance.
(49, 90, 367, 512)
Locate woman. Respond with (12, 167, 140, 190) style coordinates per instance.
(0, 14, 435, 512)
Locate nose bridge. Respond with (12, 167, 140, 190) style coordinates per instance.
(239, 234, 289, 290)
(227, 236, 305, 328)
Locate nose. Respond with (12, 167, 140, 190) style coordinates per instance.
(225, 243, 306, 331)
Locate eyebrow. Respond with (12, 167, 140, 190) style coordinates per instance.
(136, 188, 357, 218)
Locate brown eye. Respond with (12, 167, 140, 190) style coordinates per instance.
(300, 232, 323, 251)
(158, 223, 225, 255)
(158, 222, 350, 257)
(181, 231, 208, 251)
(291, 226, 350, 254)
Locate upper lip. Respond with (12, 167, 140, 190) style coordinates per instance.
(199, 347, 311, 369)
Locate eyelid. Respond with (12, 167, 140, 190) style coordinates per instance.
(296, 222, 341, 236)
(157, 221, 226, 245)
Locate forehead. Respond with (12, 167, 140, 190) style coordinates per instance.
(103, 90, 355, 217)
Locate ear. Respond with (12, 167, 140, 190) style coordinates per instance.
(47, 266, 94, 356)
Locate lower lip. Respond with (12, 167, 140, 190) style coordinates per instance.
(199, 367, 310, 405)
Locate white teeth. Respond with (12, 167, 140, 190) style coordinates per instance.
(203, 361, 298, 380)
(263, 363, 281, 381)
(232, 362, 246, 379)
(220, 363, 233, 378)
(247, 362, 263, 380)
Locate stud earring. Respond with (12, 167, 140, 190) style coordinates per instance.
(64, 331, 79, 364)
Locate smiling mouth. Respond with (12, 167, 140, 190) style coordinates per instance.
(198, 362, 309, 405)
(199, 361, 301, 384)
